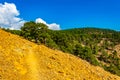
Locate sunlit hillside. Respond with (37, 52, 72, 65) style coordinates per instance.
(0, 29, 120, 80)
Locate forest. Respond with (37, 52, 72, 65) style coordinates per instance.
(2, 21, 120, 76)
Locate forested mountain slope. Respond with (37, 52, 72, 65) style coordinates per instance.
(3, 22, 120, 76)
(1, 29, 120, 80)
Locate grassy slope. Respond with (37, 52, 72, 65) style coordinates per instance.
(0, 30, 120, 80)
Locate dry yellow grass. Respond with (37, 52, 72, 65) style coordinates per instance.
(0, 29, 120, 80)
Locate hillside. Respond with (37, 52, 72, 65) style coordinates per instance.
(0, 30, 120, 80)
(3, 22, 120, 76)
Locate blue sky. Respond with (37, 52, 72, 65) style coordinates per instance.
(0, 0, 120, 30)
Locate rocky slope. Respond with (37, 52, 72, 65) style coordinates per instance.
(0, 29, 120, 80)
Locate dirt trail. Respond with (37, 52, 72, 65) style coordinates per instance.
(26, 47, 40, 80)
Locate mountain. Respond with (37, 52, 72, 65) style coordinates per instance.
(0, 29, 120, 80)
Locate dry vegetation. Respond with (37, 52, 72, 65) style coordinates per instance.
(0, 29, 120, 80)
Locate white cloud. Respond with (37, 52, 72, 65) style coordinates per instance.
(35, 18, 47, 24)
(35, 18, 60, 30)
(48, 23, 60, 30)
(0, 2, 60, 30)
(0, 2, 25, 30)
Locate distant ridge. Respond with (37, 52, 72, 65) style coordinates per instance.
(0, 29, 120, 80)
(63, 27, 120, 32)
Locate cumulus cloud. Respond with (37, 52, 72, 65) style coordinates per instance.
(0, 2, 25, 30)
(0, 2, 60, 30)
(35, 18, 60, 30)
(35, 18, 47, 24)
